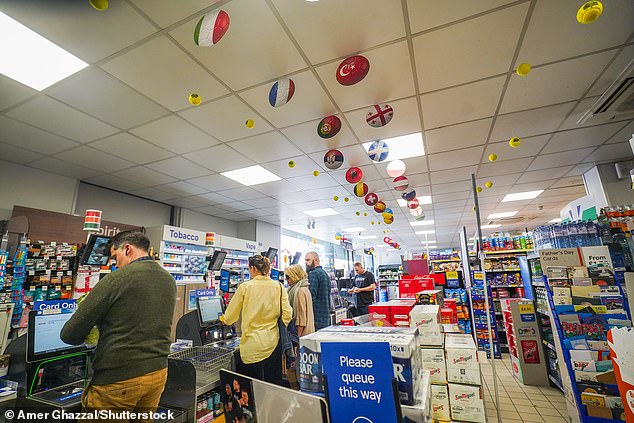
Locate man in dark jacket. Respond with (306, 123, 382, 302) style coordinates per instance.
(305, 251, 331, 330)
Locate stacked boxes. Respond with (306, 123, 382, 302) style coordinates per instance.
(410, 305, 443, 347)
(445, 334, 485, 422)
(415, 289, 444, 307)
(368, 299, 416, 327)
(430, 384, 451, 421)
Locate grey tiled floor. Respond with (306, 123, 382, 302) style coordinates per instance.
(481, 354, 570, 423)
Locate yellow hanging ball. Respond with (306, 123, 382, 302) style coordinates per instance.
(333, 196, 339, 201)
(371, 221, 375, 225)
(89, 0, 108, 10)
(245, 119, 255, 128)
(509, 137, 521, 148)
(313, 170, 320, 177)
(515, 63, 531, 76)
(344, 197, 349, 202)
(476, 187, 483, 193)
(488, 153, 498, 162)
(188, 93, 201, 106)
(485, 181, 493, 188)
(473, 206, 476, 212)
(356, 211, 361, 216)
(577, 1, 603, 24)
(363, 213, 368, 217)
(288, 160, 296, 168)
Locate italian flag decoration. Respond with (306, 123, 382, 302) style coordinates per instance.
(84, 209, 102, 232)
(194, 9, 230, 46)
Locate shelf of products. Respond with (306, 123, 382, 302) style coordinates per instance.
(377, 264, 401, 301)
(481, 232, 534, 253)
(159, 241, 208, 284)
(469, 271, 501, 359)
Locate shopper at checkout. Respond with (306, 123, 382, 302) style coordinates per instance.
(60, 231, 177, 421)
(305, 251, 331, 330)
(350, 262, 376, 317)
(220, 255, 292, 385)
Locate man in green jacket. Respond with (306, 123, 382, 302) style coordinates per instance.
(61, 231, 176, 421)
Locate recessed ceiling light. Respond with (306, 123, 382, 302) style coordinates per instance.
(0, 12, 88, 90)
(481, 224, 502, 229)
(416, 230, 435, 235)
(359, 235, 377, 239)
(549, 217, 562, 223)
(362, 133, 425, 161)
(221, 165, 281, 186)
(421, 240, 437, 244)
(397, 196, 432, 207)
(304, 208, 339, 217)
(410, 220, 434, 227)
(487, 211, 518, 219)
(502, 190, 544, 202)
(342, 227, 365, 232)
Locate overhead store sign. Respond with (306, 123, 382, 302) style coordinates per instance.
(162, 225, 206, 246)
(219, 234, 257, 252)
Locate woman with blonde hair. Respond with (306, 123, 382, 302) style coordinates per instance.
(285, 264, 315, 339)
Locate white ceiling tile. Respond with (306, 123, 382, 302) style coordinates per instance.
(55, 146, 135, 173)
(406, 172, 431, 188)
(170, 196, 209, 209)
(281, 117, 357, 154)
(254, 180, 303, 196)
(215, 202, 257, 213)
(179, 95, 273, 142)
(197, 192, 234, 205)
(287, 173, 340, 190)
(588, 45, 634, 97)
(217, 187, 266, 201)
(0, 142, 43, 164)
(527, 148, 596, 171)
(183, 144, 254, 173)
(542, 122, 625, 154)
(540, 186, 588, 199)
(500, 51, 614, 114)
(240, 71, 336, 129)
(566, 163, 596, 177)
(130, 0, 220, 28)
(102, 37, 229, 111)
(582, 142, 634, 164)
(27, 157, 99, 179)
(421, 76, 505, 129)
(90, 132, 175, 164)
(478, 157, 533, 177)
(548, 176, 584, 189)
(0, 74, 36, 111)
(47, 68, 168, 129)
(517, 0, 634, 66)
(428, 146, 485, 172)
(187, 174, 241, 192)
(243, 197, 280, 209)
(147, 156, 212, 179)
(272, 0, 405, 64)
(315, 41, 416, 112)
(6, 96, 118, 142)
(425, 118, 492, 154)
(130, 115, 219, 154)
(484, 135, 549, 161)
(155, 181, 208, 197)
(431, 180, 471, 194)
(344, 97, 422, 143)
(408, 0, 517, 32)
(261, 156, 321, 179)
(515, 167, 573, 184)
(0, 116, 79, 154)
(491, 102, 575, 141)
(83, 174, 144, 192)
(0, 0, 156, 62)
(431, 166, 478, 184)
(229, 131, 303, 163)
(129, 186, 174, 202)
(607, 121, 634, 144)
(118, 166, 177, 186)
(434, 191, 471, 202)
(414, 3, 528, 92)
(168, 0, 306, 90)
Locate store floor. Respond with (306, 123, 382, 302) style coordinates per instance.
(481, 354, 569, 423)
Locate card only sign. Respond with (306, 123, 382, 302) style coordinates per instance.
(322, 341, 398, 423)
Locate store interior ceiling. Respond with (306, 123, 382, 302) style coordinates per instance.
(0, 0, 633, 252)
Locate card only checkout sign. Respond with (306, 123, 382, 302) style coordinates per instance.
(321, 342, 399, 423)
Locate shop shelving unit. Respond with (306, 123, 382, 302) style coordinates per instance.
(377, 264, 401, 301)
(470, 271, 502, 359)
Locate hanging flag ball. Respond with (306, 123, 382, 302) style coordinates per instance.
(368, 140, 390, 162)
(382, 211, 393, 220)
(407, 198, 420, 209)
(313, 170, 320, 177)
(402, 189, 416, 201)
(485, 181, 493, 188)
(488, 153, 498, 162)
(384, 215, 394, 224)
(268, 78, 295, 107)
(476, 186, 483, 193)
(364, 193, 379, 206)
(374, 201, 386, 213)
(386, 160, 406, 178)
(188, 93, 202, 106)
(384, 237, 392, 244)
(353, 182, 369, 197)
(323, 149, 344, 170)
(577, 1, 603, 24)
(410, 206, 424, 217)
(392, 175, 409, 191)
(194, 9, 230, 46)
(245, 119, 255, 128)
(345, 167, 364, 184)
(383, 208, 393, 215)
(317, 115, 341, 139)
(333, 196, 339, 201)
(336, 55, 370, 86)
(509, 137, 521, 148)
(288, 160, 295, 168)
(366, 103, 394, 128)
(89, 0, 108, 11)
(335, 232, 342, 241)
(516, 63, 531, 76)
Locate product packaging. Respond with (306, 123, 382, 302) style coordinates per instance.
(448, 383, 486, 423)
(415, 289, 444, 307)
(445, 334, 481, 385)
(409, 305, 443, 346)
(430, 383, 450, 421)
(420, 345, 446, 384)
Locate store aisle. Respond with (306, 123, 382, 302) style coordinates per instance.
(481, 354, 569, 423)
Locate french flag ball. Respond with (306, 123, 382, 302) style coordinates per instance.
(268, 78, 296, 107)
(194, 9, 230, 46)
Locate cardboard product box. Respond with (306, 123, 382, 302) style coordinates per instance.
(445, 334, 481, 386)
(420, 346, 447, 384)
(298, 331, 421, 405)
(390, 299, 416, 326)
(368, 303, 390, 322)
(415, 289, 444, 307)
(431, 383, 450, 421)
(448, 383, 486, 423)
(410, 305, 443, 346)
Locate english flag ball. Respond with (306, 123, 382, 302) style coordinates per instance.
(374, 201, 386, 214)
(323, 149, 344, 170)
(368, 140, 389, 162)
(364, 193, 379, 206)
(268, 78, 295, 107)
(402, 189, 416, 201)
(336, 55, 370, 86)
(317, 115, 341, 139)
(407, 198, 420, 209)
(194, 9, 230, 46)
(392, 176, 409, 191)
(354, 182, 369, 197)
(411, 206, 424, 217)
(366, 103, 394, 128)
(345, 167, 363, 184)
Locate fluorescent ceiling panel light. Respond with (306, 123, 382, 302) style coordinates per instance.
(549, 218, 562, 223)
(304, 208, 339, 217)
(362, 133, 425, 161)
(359, 235, 377, 239)
(421, 240, 437, 244)
(397, 196, 432, 207)
(502, 190, 544, 202)
(221, 165, 281, 186)
(0, 12, 88, 90)
(487, 211, 518, 219)
(415, 230, 435, 235)
(481, 224, 502, 229)
(342, 227, 365, 232)
(410, 220, 434, 227)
